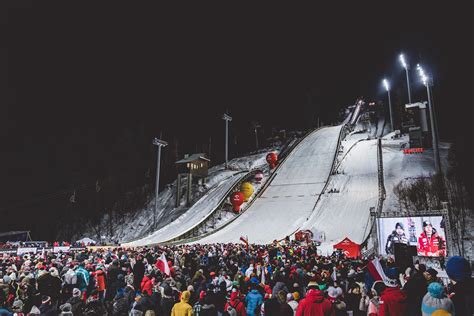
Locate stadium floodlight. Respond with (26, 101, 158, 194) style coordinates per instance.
(383, 78, 394, 131)
(152, 137, 168, 228)
(222, 113, 232, 169)
(416, 64, 428, 86)
(399, 53, 412, 103)
(383, 78, 390, 91)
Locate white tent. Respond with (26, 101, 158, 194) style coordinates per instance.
(76, 237, 96, 245)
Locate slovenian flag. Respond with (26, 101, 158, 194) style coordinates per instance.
(365, 257, 391, 290)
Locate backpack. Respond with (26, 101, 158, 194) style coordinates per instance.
(224, 299, 240, 316)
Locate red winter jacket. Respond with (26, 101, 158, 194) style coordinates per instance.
(379, 287, 408, 316)
(140, 275, 153, 296)
(225, 291, 247, 316)
(295, 289, 335, 316)
(417, 231, 446, 256)
(95, 269, 106, 292)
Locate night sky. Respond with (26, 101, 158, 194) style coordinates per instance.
(1, 2, 472, 237)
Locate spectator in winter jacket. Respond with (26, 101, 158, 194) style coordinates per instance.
(287, 292, 299, 314)
(446, 256, 473, 316)
(327, 286, 346, 316)
(421, 282, 455, 316)
(244, 284, 263, 316)
(39, 295, 57, 316)
(133, 256, 146, 291)
(113, 289, 130, 316)
(379, 268, 408, 316)
(161, 284, 176, 316)
(171, 290, 193, 316)
(224, 290, 246, 316)
(141, 274, 153, 296)
(94, 267, 106, 300)
(199, 295, 217, 316)
(404, 264, 428, 316)
(66, 288, 84, 316)
(47, 267, 62, 304)
(367, 281, 385, 316)
(75, 264, 90, 295)
(295, 287, 335, 316)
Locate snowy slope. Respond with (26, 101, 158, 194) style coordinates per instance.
(194, 126, 342, 244)
(123, 171, 249, 246)
(98, 152, 269, 243)
(302, 138, 379, 255)
(380, 133, 449, 212)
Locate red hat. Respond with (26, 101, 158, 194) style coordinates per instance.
(210, 271, 216, 277)
(199, 290, 206, 300)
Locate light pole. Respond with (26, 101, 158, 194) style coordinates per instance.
(152, 137, 168, 228)
(252, 121, 261, 150)
(383, 78, 394, 132)
(399, 54, 412, 103)
(417, 64, 441, 174)
(222, 113, 232, 169)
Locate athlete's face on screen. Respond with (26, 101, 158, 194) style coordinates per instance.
(424, 225, 433, 234)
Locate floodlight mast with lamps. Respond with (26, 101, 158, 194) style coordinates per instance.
(222, 114, 232, 169)
(383, 78, 394, 132)
(399, 53, 412, 103)
(417, 64, 441, 174)
(152, 137, 168, 228)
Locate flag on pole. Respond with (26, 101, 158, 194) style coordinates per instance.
(240, 236, 249, 251)
(156, 253, 171, 276)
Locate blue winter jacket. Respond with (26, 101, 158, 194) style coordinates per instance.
(245, 289, 263, 316)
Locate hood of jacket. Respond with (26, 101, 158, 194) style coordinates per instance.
(305, 289, 325, 303)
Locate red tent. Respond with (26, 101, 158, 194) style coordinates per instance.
(333, 237, 361, 258)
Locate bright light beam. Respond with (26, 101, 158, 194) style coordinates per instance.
(383, 78, 390, 91)
(399, 54, 407, 69)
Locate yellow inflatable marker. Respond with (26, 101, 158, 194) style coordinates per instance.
(240, 182, 255, 202)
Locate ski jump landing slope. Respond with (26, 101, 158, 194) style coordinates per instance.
(302, 138, 379, 254)
(195, 126, 342, 245)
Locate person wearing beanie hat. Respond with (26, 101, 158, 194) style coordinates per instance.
(224, 290, 246, 316)
(66, 288, 85, 316)
(327, 286, 346, 316)
(11, 299, 24, 313)
(59, 302, 74, 315)
(245, 283, 263, 316)
(421, 282, 455, 316)
(404, 263, 429, 316)
(287, 292, 299, 313)
(39, 295, 56, 316)
(378, 267, 408, 316)
(445, 256, 473, 316)
(385, 222, 408, 255)
(171, 290, 192, 316)
(424, 268, 440, 285)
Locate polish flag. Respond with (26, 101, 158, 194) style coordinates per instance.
(240, 236, 249, 251)
(156, 253, 170, 276)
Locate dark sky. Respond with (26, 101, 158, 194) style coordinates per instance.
(1, 2, 472, 233)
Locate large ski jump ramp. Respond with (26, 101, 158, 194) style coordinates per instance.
(195, 126, 342, 244)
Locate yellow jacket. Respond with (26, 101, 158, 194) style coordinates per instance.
(171, 290, 193, 316)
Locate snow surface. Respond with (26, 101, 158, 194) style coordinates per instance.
(194, 126, 342, 244)
(123, 171, 249, 246)
(302, 138, 379, 255)
(98, 152, 270, 244)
